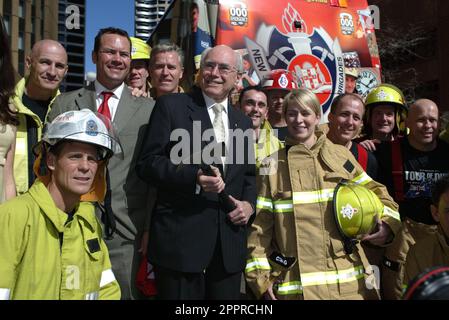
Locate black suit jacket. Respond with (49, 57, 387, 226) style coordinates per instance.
(136, 87, 256, 273)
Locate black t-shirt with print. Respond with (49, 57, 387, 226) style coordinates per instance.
(374, 137, 449, 225)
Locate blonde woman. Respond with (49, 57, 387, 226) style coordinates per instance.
(246, 88, 401, 300)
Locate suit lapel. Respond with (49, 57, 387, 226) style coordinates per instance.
(188, 88, 213, 133)
(188, 88, 214, 156)
(75, 84, 96, 112)
(188, 88, 225, 172)
(113, 86, 139, 134)
(227, 103, 240, 131)
(224, 104, 241, 181)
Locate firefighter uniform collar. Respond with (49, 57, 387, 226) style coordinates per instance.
(28, 179, 98, 233)
(285, 129, 326, 155)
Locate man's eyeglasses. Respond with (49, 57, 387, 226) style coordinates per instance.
(203, 61, 238, 75)
(99, 48, 131, 60)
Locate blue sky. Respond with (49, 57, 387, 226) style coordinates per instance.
(85, 0, 134, 74)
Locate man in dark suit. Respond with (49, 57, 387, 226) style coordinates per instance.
(136, 45, 256, 300)
(47, 27, 154, 299)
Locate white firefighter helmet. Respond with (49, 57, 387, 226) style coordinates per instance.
(33, 109, 123, 202)
(36, 109, 122, 159)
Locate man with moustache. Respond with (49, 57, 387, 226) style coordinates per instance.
(47, 27, 154, 300)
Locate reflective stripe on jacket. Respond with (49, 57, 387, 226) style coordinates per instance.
(12, 78, 59, 194)
(246, 131, 401, 300)
(0, 180, 121, 300)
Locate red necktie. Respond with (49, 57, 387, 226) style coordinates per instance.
(98, 91, 113, 120)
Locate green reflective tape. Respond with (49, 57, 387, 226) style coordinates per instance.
(273, 199, 294, 213)
(293, 189, 335, 204)
(256, 197, 273, 211)
(245, 257, 271, 273)
(382, 206, 400, 221)
(351, 172, 372, 185)
(276, 281, 303, 295)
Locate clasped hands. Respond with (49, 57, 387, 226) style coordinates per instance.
(197, 165, 253, 226)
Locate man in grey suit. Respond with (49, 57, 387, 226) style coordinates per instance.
(47, 27, 154, 299)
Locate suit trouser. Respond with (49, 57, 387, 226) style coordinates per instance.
(154, 240, 242, 300)
(381, 218, 437, 300)
(105, 232, 145, 300)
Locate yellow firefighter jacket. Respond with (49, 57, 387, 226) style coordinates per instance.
(0, 180, 120, 300)
(403, 227, 449, 292)
(246, 131, 401, 300)
(12, 78, 59, 194)
(255, 121, 283, 169)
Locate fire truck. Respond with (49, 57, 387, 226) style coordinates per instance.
(149, 0, 382, 122)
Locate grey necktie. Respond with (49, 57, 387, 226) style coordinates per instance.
(212, 103, 226, 143)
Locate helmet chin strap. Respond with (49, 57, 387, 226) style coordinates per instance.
(33, 148, 51, 186)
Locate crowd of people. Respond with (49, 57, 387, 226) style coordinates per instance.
(0, 13, 448, 300)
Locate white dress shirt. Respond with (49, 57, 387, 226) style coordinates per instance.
(196, 93, 230, 194)
(203, 93, 230, 146)
(94, 80, 125, 121)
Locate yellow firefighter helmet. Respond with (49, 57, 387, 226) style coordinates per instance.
(33, 109, 122, 202)
(365, 83, 408, 136)
(130, 37, 151, 60)
(365, 83, 406, 108)
(345, 67, 359, 79)
(333, 181, 383, 239)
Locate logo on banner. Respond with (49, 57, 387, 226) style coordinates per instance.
(245, 3, 344, 120)
(340, 13, 354, 35)
(229, 1, 248, 27)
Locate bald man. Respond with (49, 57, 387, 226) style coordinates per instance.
(373, 98, 449, 299)
(12, 39, 68, 194)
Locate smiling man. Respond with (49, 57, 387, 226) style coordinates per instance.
(238, 85, 282, 169)
(47, 27, 155, 300)
(12, 39, 68, 195)
(136, 45, 256, 300)
(0, 109, 121, 300)
(327, 93, 378, 179)
(373, 98, 449, 299)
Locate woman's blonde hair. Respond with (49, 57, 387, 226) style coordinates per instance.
(283, 88, 321, 117)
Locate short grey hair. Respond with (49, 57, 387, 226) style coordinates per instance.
(149, 42, 184, 67)
(200, 46, 244, 74)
